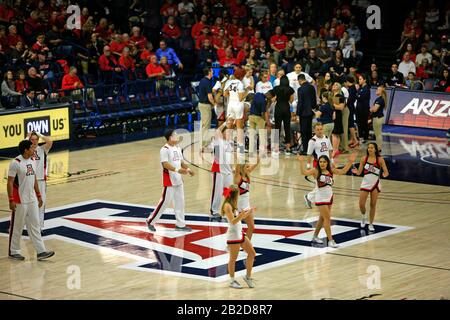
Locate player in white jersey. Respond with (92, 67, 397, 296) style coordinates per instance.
(210, 118, 235, 220)
(221, 185, 256, 289)
(212, 69, 230, 127)
(29, 131, 53, 229)
(223, 67, 248, 154)
(304, 123, 333, 209)
(146, 130, 195, 232)
(7, 140, 55, 261)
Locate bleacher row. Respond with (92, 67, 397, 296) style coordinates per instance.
(44, 68, 199, 136)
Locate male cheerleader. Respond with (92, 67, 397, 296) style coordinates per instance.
(146, 129, 195, 232)
(7, 140, 55, 260)
(29, 131, 53, 229)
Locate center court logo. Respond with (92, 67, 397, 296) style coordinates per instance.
(0, 200, 412, 281)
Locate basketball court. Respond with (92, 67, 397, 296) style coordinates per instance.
(0, 129, 449, 300)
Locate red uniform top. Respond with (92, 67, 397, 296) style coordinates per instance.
(270, 34, 288, 51)
(61, 74, 84, 90)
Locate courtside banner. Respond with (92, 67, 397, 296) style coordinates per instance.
(0, 106, 71, 150)
(387, 90, 450, 130)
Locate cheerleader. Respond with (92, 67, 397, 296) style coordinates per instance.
(210, 117, 235, 220)
(234, 157, 260, 240)
(221, 185, 256, 289)
(298, 153, 357, 248)
(352, 142, 389, 232)
(304, 122, 333, 209)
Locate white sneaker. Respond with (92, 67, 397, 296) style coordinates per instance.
(304, 194, 312, 209)
(229, 280, 243, 289)
(328, 240, 339, 248)
(243, 276, 255, 288)
(368, 224, 375, 232)
(312, 236, 324, 244)
(360, 214, 367, 228)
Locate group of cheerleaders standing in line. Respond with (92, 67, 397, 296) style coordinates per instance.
(213, 120, 389, 289)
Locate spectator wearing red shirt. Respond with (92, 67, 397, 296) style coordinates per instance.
(98, 45, 122, 73)
(230, 0, 247, 20)
(119, 47, 136, 71)
(110, 34, 128, 57)
(236, 42, 250, 65)
(15, 70, 29, 94)
(7, 25, 24, 50)
(0, 26, 8, 54)
(25, 11, 43, 38)
(211, 17, 225, 37)
(245, 18, 256, 39)
(130, 26, 147, 51)
(162, 16, 182, 41)
(192, 14, 208, 39)
(212, 28, 228, 50)
(61, 67, 84, 90)
(0, 3, 15, 24)
(160, 0, 179, 18)
(140, 41, 155, 65)
(415, 58, 432, 79)
(249, 30, 262, 49)
(227, 17, 240, 38)
(217, 38, 231, 60)
(31, 34, 49, 53)
(219, 48, 237, 67)
(196, 26, 213, 50)
(232, 27, 248, 51)
(270, 26, 288, 64)
(94, 18, 110, 42)
(146, 55, 165, 79)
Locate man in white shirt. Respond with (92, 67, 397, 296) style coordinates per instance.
(398, 52, 416, 78)
(29, 131, 53, 230)
(286, 63, 314, 113)
(7, 140, 55, 261)
(415, 45, 433, 66)
(146, 129, 195, 232)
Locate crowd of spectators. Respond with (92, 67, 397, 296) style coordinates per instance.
(0, 0, 448, 111)
(388, 0, 450, 91)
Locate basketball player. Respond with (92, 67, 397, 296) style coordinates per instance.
(352, 142, 389, 232)
(212, 69, 230, 128)
(298, 153, 356, 248)
(28, 131, 53, 229)
(221, 185, 256, 289)
(146, 129, 195, 232)
(210, 117, 235, 220)
(7, 140, 55, 261)
(233, 157, 260, 240)
(304, 123, 333, 209)
(223, 67, 249, 155)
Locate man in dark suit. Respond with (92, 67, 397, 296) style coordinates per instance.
(297, 74, 317, 154)
(20, 90, 38, 109)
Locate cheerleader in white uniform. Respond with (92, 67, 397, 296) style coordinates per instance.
(298, 153, 357, 248)
(352, 142, 389, 232)
(221, 185, 256, 289)
(234, 157, 260, 240)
